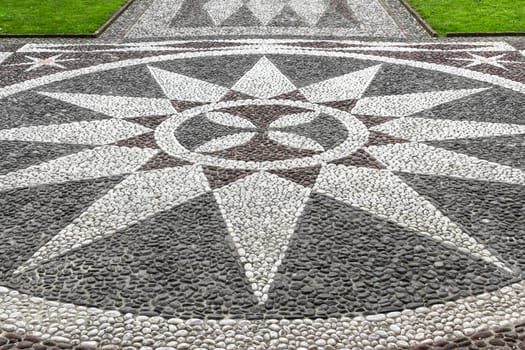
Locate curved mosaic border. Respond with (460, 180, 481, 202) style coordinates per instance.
(1, 282, 525, 349)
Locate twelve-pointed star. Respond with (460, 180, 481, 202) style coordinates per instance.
(3, 56, 525, 304)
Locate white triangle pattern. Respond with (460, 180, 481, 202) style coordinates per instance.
(288, 0, 328, 26)
(148, 66, 229, 102)
(231, 56, 297, 99)
(15, 165, 210, 274)
(0, 146, 159, 191)
(246, 0, 286, 25)
(0, 119, 151, 145)
(300, 64, 382, 103)
(214, 171, 311, 303)
(314, 164, 510, 272)
(372, 117, 525, 141)
(203, 0, 244, 25)
(367, 143, 525, 185)
(0, 52, 11, 65)
(39, 92, 177, 118)
(352, 88, 489, 117)
(268, 131, 324, 152)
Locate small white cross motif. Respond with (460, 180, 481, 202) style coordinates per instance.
(450, 53, 524, 70)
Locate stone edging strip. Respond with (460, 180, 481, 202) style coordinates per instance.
(0, 0, 137, 38)
(446, 31, 525, 37)
(396, 0, 438, 37)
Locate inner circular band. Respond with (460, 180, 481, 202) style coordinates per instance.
(155, 99, 369, 170)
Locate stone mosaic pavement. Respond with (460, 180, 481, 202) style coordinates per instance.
(124, 0, 407, 39)
(1, 6, 525, 349)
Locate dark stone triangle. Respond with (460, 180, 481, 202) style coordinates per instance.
(281, 113, 348, 150)
(127, 115, 168, 129)
(8, 193, 259, 319)
(365, 131, 408, 147)
(262, 192, 514, 318)
(216, 104, 313, 128)
(171, 100, 208, 112)
(0, 176, 123, 278)
(175, 114, 244, 151)
(0, 140, 92, 175)
(171, 0, 215, 27)
(268, 5, 308, 27)
(220, 90, 254, 101)
(221, 5, 262, 27)
(43, 65, 167, 98)
(265, 55, 373, 88)
(208, 134, 317, 162)
(329, 0, 355, 21)
(140, 152, 192, 171)
(330, 148, 385, 169)
(408, 87, 525, 125)
(272, 90, 308, 101)
(316, 0, 356, 28)
(363, 64, 488, 97)
(425, 134, 525, 170)
(397, 172, 525, 274)
(114, 132, 159, 149)
(268, 166, 321, 187)
(320, 99, 357, 113)
(152, 56, 263, 88)
(353, 114, 395, 128)
(203, 166, 257, 189)
(0, 92, 109, 129)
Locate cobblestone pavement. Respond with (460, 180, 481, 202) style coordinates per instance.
(1, 25, 525, 350)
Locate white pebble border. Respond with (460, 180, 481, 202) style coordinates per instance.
(1, 282, 525, 349)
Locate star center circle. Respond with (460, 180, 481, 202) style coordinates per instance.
(155, 99, 369, 170)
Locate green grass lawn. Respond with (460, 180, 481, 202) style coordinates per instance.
(0, 0, 128, 34)
(405, 0, 525, 35)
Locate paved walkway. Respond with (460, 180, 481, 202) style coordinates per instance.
(1, 2, 525, 350)
(126, 0, 403, 38)
(105, 0, 427, 40)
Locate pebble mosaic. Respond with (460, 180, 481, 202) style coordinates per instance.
(0, 40, 525, 349)
(126, 0, 405, 39)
